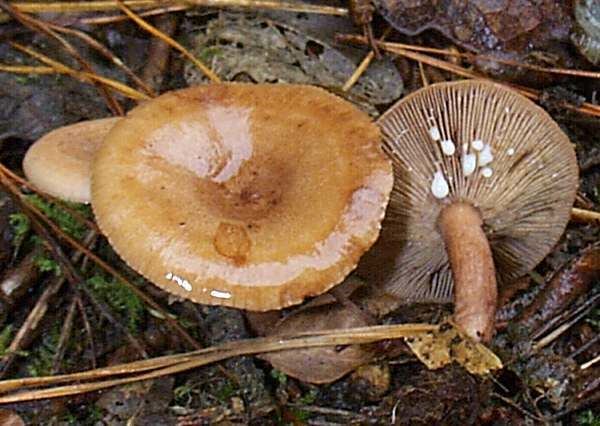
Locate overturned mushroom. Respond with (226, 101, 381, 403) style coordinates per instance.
(22, 117, 119, 203)
(360, 80, 578, 342)
(92, 83, 393, 310)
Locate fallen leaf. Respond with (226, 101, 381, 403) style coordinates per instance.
(405, 322, 502, 375)
(260, 298, 375, 384)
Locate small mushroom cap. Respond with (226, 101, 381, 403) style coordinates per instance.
(22, 117, 119, 203)
(92, 83, 393, 310)
(359, 80, 578, 304)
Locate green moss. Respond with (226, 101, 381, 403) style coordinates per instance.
(25, 194, 88, 239)
(27, 323, 60, 377)
(34, 252, 61, 276)
(86, 274, 144, 331)
(586, 308, 599, 329)
(197, 46, 223, 63)
(215, 380, 235, 402)
(578, 409, 600, 426)
(14, 74, 39, 85)
(298, 389, 317, 405)
(290, 408, 311, 423)
(173, 383, 197, 406)
(8, 212, 30, 247)
(270, 369, 288, 386)
(0, 325, 14, 357)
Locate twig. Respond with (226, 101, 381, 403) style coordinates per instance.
(81, 5, 188, 25)
(580, 354, 600, 370)
(0, 0, 124, 115)
(0, 64, 54, 74)
(529, 285, 600, 341)
(569, 333, 600, 360)
(0, 170, 149, 359)
(342, 28, 391, 92)
(0, 323, 438, 402)
(6, 0, 347, 18)
(52, 295, 78, 374)
(532, 301, 598, 352)
(10, 42, 149, 101)
(0, 231, 96, 378)
(418, 60, 429, 87)
(0, 247, 41, 305)
(337, 34, 600, 118)
(335, 36, 600, 80)
(47, 22, 156, 97)
(0, 164, 203, 351)
(571, 207, 600, 224)
(0, 275, 66, 377)
(75, 296, 97, 369)
(116, 0, 220, 83)
(140, 13, 178, 92)
(490, 393, 546, 422)
(286, 404, 366, 420)
(0, 165, 99, 233)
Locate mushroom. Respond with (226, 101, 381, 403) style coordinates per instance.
(91, 83, 393, 310)
(359, 80, 578, 342)
(22, 117, 120, 203)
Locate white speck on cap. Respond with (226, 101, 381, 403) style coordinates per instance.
(429, 126, 441, 141)
(481, 167, 493, 178)
(440, 139, 455, 156)
(507, 148, 515, 156)
(210, 289, 232, 299)
(165, 272, 192, 292)
(471, 139, 484, 151)
(462, 153, 477, 176)
(478, 144, 494, 166)
(431, 170, 449, 199)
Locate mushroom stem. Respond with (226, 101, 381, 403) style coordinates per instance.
(438, 202, 497, 342)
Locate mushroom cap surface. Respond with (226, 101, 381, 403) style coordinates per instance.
(359, 80, 578, 303)
(22, 117, 119, 203)
(92, 83, 393, 310)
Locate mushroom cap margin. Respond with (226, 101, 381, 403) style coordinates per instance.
(91, 83, 393, 311)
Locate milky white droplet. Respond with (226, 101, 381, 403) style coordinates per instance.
(440, 139, 455, 156)
(429, 126, 441, 141)
(462, 153, 477, 176)
(478, 144, 494, 166)
(431, 171, 449, 199)
(507, 148, 515, 156)
(210, 290, 232, 299)
(481, 167, 493, 178)
(471, 139, 484, 151)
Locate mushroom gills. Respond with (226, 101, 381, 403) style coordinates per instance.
(368, 80, 578, 343)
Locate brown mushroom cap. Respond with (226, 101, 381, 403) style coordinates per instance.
(22, 117, 119, 203)
(360, 80, 578, 305)
(91, 83, 393, 311)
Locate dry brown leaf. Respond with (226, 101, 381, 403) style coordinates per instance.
(405, 322, 502, 375)
(260, 300, 375, 384)
(0, 409, 25, 426)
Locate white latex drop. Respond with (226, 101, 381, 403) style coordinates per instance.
(481, 167, 493, 178)
(431, 171, 449, 199)
(471, 139, 484, 151)
(507, 148, 515, 156)
(462, 153, 477, 176)
(429, 126, 441, 141)
(478, 144, 494, 166)
(440, 139, 456, 156)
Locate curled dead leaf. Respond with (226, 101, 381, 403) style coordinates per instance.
(259, 279, 376, 384)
